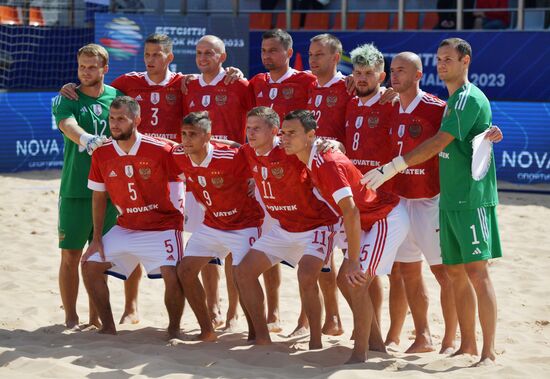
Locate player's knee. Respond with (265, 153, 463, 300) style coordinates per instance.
(61, 250, 81, 268)
(297, 269, 318, 289)
(430, 265, 452, 287)
(336, 270, 348, 291)
(465, 263, 490, 287)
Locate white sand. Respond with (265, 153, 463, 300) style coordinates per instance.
(1, 170, 549, 378)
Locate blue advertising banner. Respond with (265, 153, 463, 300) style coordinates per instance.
(0, 92, 64, 172)
(1, 92, 548, 186)
(250, 31, 550, 101)
(95, 14, 250, 82)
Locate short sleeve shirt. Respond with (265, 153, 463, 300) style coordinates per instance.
(439, 83, 498, 210)
(52, 84, 123, 198)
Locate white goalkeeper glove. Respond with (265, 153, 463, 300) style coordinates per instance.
(79, 133, 108, 155)
(360, 156, 408, 190)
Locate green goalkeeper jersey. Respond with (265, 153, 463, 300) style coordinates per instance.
(438, 82, 498, 210)
(52, 85, 124, 198)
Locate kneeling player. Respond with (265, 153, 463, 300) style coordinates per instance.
(81, 96, 184, 337)
(281, 110, 410, 363)
(172, 112, 264, 342)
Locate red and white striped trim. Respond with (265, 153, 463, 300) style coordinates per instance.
(367, 218, 388, 276)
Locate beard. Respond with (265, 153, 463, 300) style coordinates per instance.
(112, 129, 133, 141)
(79, 77, 102, 88)
(355, 86, 377, 98)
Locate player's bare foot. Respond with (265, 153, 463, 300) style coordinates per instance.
(65, 318, 79, 330)
(167, 327, 181, 340)
(451, 345, 478, 357)
(197, 331, 218, 342)
(369, 341, 387, 353)
(80, 322, 100, 332)
(287, 325, 309, 338)
(253, 337, 272, 345)
(440, 344, 456, 354)
(267, 321, 282, 333)
(309, 340, 323, 350)
(474, 356, 496, 367)
(322, 317, 344, 336)
(211, 316, 224, 330)
(119, 311, 139, 325)
(385, 341, 400, 352)
(405, 338, 436, 353)
(98, 325, 117, 335)
(222, 317, 239, 332)
(345, 352, 367, 364)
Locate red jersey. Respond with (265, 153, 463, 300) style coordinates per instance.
(241, 141, 338, 232)
(182, 70, 254, 144)
(249, 68, 316, 122)
(306, 140, 399, 231)
(111, 71, 184, 142)
(390, 91, 446, 199)
(344, 92, 396, 174)
(88, 133, 182, 231)
(172, 142, 264, 230)
(307, 73, 352, 143)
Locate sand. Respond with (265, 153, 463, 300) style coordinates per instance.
(1, 170, 549, 378)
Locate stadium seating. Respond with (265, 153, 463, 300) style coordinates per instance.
(0, 5, 22, 25)
(333, 12, 360, 30)
(29, 7, 45, 27)
(364, 13, 391, 29)
(303, 13, 330, 30)
(421, 12, 439, 29)
(249, 12, 273, 30)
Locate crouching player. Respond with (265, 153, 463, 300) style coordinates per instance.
(81, 96, 184, 337)
(172, 111, 264, 342)
(281, 110, 410, 363)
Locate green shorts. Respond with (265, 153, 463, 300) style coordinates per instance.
(439, 206, 502, 265)
(58, 196, 118, 250)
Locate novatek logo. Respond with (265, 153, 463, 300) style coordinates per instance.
(213, 208, 238, 217)
(125, 203, 159, 213)
(439, 151, 450, 159)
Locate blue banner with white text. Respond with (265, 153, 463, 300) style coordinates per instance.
(95, 13, 250, 82)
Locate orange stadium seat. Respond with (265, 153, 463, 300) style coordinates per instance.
(421, 12, 439, 29)
(364, 13, 390, 29)
(0, 5, 22, 25)
(249, 12, 272, 30)
(29, 7, 45, 26)
(391, 12, 420, 29)
(275, 12, 300, 29)
(303, 12, 330, 30)
(334, 12, 360, 30)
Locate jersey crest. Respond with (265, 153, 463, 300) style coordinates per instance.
(355, 116, 363, 129)
(139, 167, 152, 180)
(92, 104, 103, 116)
(269, 88, 278, 100)
(125, 165, 134, 178)
(368, 115, 379, 128)
(211, 176, 224, 188)
(398, 124, 405, 138)
(198, 175, 207, 187)
(315, 95, 323, 107)
(271, 166, 284, 179)
(151, 92, 160, 105)
(326, 95, 338, 107)
(282, 87, 294, 99)
(215, 94, 227, 106)
(261, 166, 269, 180)
(409, 122, 422, 138)
(201, 95, 210, 107)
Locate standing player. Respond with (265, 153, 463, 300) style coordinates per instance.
(81, 96, 184, 338)
(362, 38, 502, 365)
(181, 35, 255, 330)
(281, 110, 409, 363)
(59, 34, 185, 324)
(172, 111, 264, 342)
(52, 44, 124, 329)
(387, 51, 457, 354)
(236, 106, 340, 348)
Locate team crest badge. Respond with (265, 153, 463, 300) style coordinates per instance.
(198, 176, 207, 187)
(271, 166, 284, 179)
(355, 116, 363, 129)
(201, 95, 210, 107)
(92, 104, 103, 116)
(398, 124, 405, 138)
(125, 165, 134, 178)
(139, 167, 151, 180)
(211, 176, 224, 188)
(409, 123, 422, 138)
(315, 95, 323, 107)
(269, 88, 278, 100)
(166, 93, 177, 105)
(151, 92, 160, 105)
(368, 116, 379, 128)
(326, 95, 338, 107)
(215, 94, 227, 106)
(282, 87, 294, 99)
(261, 167, 269, 180)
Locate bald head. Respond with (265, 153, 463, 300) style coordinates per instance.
(197, 35, 226, 54)
(392, 52, 422, 72)
(390, 52, 423, 94)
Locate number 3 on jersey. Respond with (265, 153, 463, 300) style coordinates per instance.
(151, 107, 159, 126)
